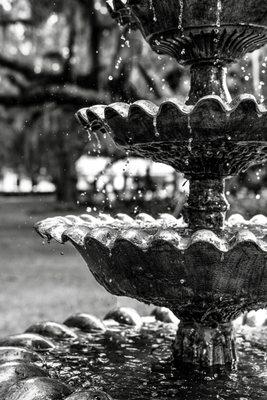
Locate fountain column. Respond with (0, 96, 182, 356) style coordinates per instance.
(187, 63, 231, 104)
(173, 321, 238, 369)
(185, 177, 230, 230)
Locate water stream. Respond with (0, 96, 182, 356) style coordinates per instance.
(216, 0, 222, 29)
(178, 0, 184, 34)
(149, 0, 157, 22)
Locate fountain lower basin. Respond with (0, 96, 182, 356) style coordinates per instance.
(35, 213, 267, 367)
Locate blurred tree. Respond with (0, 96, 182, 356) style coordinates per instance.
(0, 0, 124, 202)
(0, 0, 181, 202)
(0, 0, 265, 205)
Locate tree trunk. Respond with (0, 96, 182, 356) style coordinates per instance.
(54, 152, 78, 205)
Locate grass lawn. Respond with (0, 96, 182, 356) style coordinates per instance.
(0, 196, 150, 336)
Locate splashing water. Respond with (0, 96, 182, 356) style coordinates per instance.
(120, 32, 130, 48)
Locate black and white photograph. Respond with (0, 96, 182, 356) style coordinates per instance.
(0, 1, 266, 399)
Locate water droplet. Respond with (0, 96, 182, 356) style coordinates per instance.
(153, 116, 160, 137)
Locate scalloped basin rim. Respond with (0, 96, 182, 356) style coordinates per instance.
(77, 94, 267, 124)
(35, 213, 267, 253)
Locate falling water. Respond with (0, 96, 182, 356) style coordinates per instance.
(251, 50, 263, 101)
(213, 0, 222, 64)
(123, 149, 131, 172)
(216, 0, 222, 29)
(149, 0, 157, 22)
(89, 130, 102, 153)
(187, 115, 193, 152)
(153, 115, 160, 137)
(178, 0, 184, 34)
(260, 56, 267, 103)
(115, 56, 123, 69)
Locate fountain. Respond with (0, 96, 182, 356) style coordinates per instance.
(36, 0, 267, 368)
(0, 1, 266, 399)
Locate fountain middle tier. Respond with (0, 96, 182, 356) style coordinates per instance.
(77, 94, 267, 178)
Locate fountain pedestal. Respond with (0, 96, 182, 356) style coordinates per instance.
(188, 64, 231, 104)
(173, 321, 237, 368)
(184, 177, 229, 230)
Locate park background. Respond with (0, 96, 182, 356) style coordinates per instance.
(0, 0, 266, 335)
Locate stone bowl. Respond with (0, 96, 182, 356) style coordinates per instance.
(35, 213, 267, 324)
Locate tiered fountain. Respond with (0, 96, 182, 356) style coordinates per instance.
(0, 1, 266, 399)
(38, 0, 267, 368)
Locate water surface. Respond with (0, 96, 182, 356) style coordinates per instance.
(40, 321, 266, 399)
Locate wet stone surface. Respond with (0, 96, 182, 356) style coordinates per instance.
(33, 320, 266, 400)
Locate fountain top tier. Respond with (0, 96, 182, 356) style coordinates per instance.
(107, 0, 267, 65)
(74, 1, 267, 231)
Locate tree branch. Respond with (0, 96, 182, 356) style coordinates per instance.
(62, 3, 77, 80)
(0, 85, 110, 107)
(5, 73, 28, 92)
(0, 53, 106, 90)
(0, 54, 52, 81)
(0, 19, 33, 26)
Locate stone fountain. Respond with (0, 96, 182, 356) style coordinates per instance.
(35, 0, 267, 370)
(0, 1, 266, 398)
